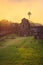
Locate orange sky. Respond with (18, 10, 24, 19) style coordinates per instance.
(0, 0, 43, 24)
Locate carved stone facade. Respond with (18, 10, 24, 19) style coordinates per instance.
(30, 26, 43, 39)
(20, 18, 30, 36)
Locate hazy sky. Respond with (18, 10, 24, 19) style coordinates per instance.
(0, 0, 43, 24)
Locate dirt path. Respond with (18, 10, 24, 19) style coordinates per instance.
(0, 37, 27, 48)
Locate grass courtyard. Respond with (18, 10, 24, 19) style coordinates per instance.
(0, 35, 43, 65)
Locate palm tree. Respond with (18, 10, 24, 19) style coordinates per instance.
(28, 12, 31, 19)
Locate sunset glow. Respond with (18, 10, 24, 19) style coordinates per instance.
(0, 0, 43, 24)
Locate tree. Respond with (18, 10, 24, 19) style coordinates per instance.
(28, 12, 31, 19)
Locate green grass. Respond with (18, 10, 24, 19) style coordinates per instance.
(0, 36, 43, 65)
